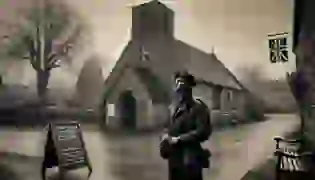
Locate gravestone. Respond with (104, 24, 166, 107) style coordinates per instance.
(41, 121, 92, 180)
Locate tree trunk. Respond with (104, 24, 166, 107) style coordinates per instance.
(36, 70, 51, 121)
(37, 70, 50, 102)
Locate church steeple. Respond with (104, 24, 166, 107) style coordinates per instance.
(131, 0, 174, 40)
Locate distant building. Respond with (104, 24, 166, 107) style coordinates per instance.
(100, 0, 261, 130)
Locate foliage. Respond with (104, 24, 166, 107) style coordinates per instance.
(236, 64, 265, 91)
(237, 64, 297, 113)
(2, 1, 75, 59)
(244, 94, 265, 121)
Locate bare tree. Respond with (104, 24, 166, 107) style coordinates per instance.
(1, 0, 87, 104)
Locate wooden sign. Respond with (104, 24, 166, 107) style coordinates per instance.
(268, 32, 289, 63)
(41, 121, 92, 180)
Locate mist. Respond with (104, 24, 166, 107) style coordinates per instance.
(62, 0, 295, 80)
(1, 0, 295, 93)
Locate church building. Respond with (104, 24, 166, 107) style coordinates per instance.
(100, 0, 261, 130)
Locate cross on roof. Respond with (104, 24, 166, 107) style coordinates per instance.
(141, 46, 150, 61)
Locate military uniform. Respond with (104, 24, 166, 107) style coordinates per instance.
(161, 98, 212, 180)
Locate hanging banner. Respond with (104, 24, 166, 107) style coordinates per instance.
(268, 32, 289, 63)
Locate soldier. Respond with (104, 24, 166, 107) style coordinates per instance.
(160, 70, 212, 180)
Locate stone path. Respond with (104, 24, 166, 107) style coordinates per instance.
(0, 114, 300, 180)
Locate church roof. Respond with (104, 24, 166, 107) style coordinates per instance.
(175, 40, 243, 90)
(102, 39, 244, 103)
(102, 63, 171, 104)
(102, 0, 246, 104)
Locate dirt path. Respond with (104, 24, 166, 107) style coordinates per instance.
(206, 114, 300, 180)
(0, 114, 300, 180)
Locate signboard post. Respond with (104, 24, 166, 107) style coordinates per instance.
(41, 121, 92, 180)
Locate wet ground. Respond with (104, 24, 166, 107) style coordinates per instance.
(0, 114, 300, 180)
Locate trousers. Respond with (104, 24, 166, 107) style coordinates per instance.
(168, 165, 203, 180)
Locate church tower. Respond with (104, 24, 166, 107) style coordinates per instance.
(130, 0, 177, 99)
(131, 0, 174, 40)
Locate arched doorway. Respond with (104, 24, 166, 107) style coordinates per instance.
(118, 90, 137, 129)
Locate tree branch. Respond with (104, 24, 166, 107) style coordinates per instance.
(46, 53, 60, 70)
(47, 53, 57, 64)
(55, 25, 82, 63)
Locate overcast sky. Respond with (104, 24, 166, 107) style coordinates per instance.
(63, 0, 295, 79)
(1, 0, 295, 88)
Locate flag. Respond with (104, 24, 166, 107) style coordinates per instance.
(268, 35, 289, 63)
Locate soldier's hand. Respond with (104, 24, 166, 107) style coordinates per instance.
(169, 136, 180, 144)
(161, 134, 169, 141)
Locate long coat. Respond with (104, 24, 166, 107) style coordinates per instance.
(161, 99, 212, 180)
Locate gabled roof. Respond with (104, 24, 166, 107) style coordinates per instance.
(102, 0, 247, 103)
(102, 41, 133, 100)
(102, 41, 171, 104)
(102, 38, 245, 103)
(103, 65, 171, 104)
(175, 40, 243, 90)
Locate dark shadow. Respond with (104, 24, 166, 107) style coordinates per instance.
(118, 90, 137, 129)
(240, 158, 276, 180)
(0, 163, 19, 180)
(47, 173, 86, 180)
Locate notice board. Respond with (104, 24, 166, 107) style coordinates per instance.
(42, 121, 92, 179)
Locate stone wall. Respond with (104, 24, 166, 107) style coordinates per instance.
(193, 84, 248, 125)
(149, 103, 170, 129)
(192, 84, 213, 109)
